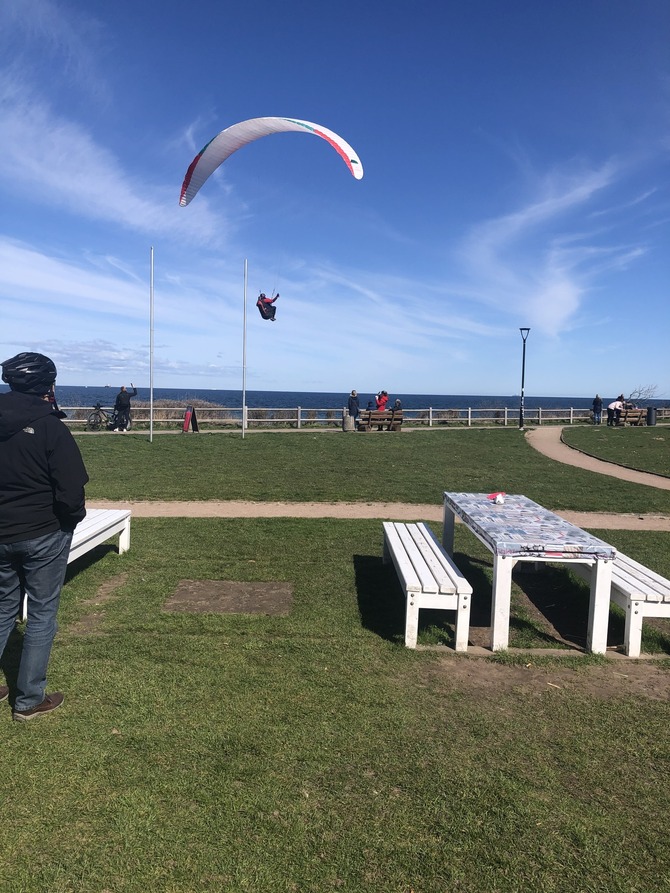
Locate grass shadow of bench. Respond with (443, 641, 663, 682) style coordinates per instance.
(538, 567, 670, 655)
(354, 552, 485, 648)
(509, 565, 656, 651)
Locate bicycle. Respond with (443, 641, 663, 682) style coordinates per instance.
(86, 402, 117, 431)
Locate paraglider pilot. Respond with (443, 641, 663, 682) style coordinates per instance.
(257, 293, 278, 321)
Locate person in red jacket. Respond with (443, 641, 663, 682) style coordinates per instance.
(0, 352, 89, 721)
(375, 390, 388, 411)
(256, 292, 278, 321)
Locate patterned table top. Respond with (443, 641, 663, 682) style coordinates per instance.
(443, 492, 616, 560)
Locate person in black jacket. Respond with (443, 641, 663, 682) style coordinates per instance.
(347, 390, 360, 428)
(0, 352, 89, 721)
(113, 383, 137, 432)
(591, 394, 603, 425)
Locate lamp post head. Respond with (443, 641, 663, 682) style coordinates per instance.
(519, 327, 530, 342)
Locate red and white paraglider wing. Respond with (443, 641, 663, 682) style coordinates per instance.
(179, 116, 363, 206)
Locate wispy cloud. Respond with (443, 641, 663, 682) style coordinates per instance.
(0, 0, 108, 101)
(0, 1, 227, 247)
(454, 161, 649, 333)
(0, 76, 224, 244)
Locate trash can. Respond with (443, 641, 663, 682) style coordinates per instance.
(646, 406, 657, 426)
(342, 409, 355, 432)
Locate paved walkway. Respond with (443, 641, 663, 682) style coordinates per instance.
(525, 425, 670, 490)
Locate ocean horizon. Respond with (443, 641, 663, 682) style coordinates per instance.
(6, 385, 664, 411)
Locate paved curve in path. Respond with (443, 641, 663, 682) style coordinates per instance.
(525, 425, 670, 490)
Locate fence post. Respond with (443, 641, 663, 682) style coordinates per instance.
(570, 407, 574, 424)
(468, 408, 472, 427)
(504, 408, 508, 426)
(297, 406, 301, 429)
(537, 407, 542, 425)
(429, 407, 433, 427)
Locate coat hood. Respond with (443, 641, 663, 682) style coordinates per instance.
(0, 391, 57, 439)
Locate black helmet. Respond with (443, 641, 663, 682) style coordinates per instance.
(259, 292, 266, 298)
(1, 352, 57, 394)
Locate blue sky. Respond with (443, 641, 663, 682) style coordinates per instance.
(1, 0, 668, 397)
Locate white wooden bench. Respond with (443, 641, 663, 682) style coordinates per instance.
(20, 508, 131, 621)
(569, 553, 670, 657)
(382, 521, 473, 649)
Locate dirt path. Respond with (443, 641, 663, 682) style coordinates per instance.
(86, 426, 670, 531)
(88, 499, 670, 530)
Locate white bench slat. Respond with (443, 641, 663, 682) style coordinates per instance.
(383, 521, 472, 650)
(395, 523, 439, 593)
(410, 523, 469, 594)
(67, 509, 131, 563)
(383, 522, 423, 593)
(614, 555, 670, 603)
(568, 551, 670, 656)
(20, 508, 131, 622)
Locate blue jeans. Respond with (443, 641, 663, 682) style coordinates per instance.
(0, 528, 72, 710)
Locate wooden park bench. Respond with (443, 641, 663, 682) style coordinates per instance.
(20, 508, 131, 621)
(619, 407, 646, 426)
(382, 521, 473, 649)
(570, 553, 670, 656)
(357, 408, 403, 431)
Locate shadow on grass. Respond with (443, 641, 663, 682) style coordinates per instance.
(0, 544, 122, 705)
(0, 627, 21, 705)
(510, 565, 670, 655)
(528, 567, 670, 655)
(354, 552, 493, 648)
(64, 543, 122, 581)
(354, 555, 405, 645)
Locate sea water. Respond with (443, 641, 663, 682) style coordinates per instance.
(21, 386, 661, 412)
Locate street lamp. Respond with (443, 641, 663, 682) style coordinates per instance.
(519, 328, 530, 429)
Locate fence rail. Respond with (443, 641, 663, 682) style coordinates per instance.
(62, 404, 670, 431)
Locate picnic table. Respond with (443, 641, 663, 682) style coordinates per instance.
(441, 492, 616, 653)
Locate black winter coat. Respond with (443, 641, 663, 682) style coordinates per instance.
(0, 391, 89, 543)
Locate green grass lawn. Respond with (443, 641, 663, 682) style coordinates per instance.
(3, 430, 670, 892)
(561, 425, 670, 477)
(3, 519, 670, 893)
(76, 429, 670, 515)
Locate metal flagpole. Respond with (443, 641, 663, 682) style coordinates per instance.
(150, 246, 155, 442)
(242, 258, 247, 438)
(518, 327, 530, 429)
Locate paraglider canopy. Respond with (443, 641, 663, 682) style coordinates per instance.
(180, 116, 364, 207)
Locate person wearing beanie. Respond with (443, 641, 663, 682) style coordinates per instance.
(0, 352, 89, 721)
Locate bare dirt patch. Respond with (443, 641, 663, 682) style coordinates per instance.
(164, 580, 293, 615)
(66, 573, 128, 636)
(423, 653, 670, 702)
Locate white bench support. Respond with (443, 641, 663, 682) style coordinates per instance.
(570, 553, 670, 657)
(20, 508, 131, 622)
(382, 521, 473, 649)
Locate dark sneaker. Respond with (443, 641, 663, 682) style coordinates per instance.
(0, 685, 8, 702)
(13, 692, 64, 722)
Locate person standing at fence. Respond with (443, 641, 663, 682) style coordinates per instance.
(114, 384, 137, 432)
(347, 390, 360, 428)
(0, 352, 88, 721)
(592, 394, 603, 425)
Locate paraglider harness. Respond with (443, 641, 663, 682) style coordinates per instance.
(256, 292, 278, 321)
